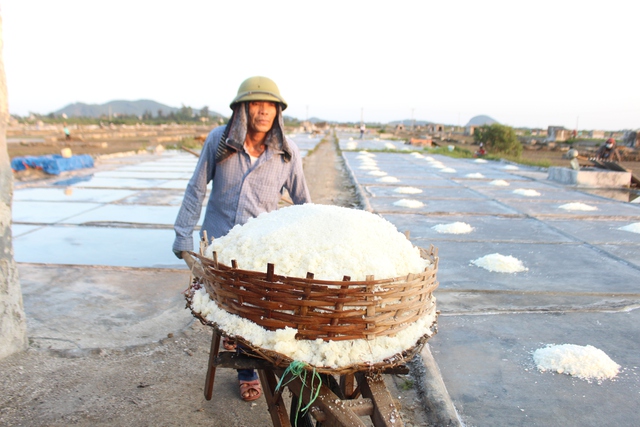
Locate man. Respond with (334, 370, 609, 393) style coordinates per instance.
(595, 138, 622, 162)
(173, 76, 311, 401)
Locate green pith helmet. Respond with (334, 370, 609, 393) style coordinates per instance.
(230, 76, 288, 110)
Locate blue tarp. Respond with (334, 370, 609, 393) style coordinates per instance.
(11, 154, 94, 175)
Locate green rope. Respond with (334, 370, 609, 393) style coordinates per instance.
(275, 361, 322, 425)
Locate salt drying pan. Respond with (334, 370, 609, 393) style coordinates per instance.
(533, 344, 620, 381)
(559, 202, 597, 211)
(205, 204, 430, 281)
(432, 222, 473, 234)
(190, 288, 437, 368)
(395, 187, 423, 194)
(471, 253, 528, 273)
(619, 222, 640, 234)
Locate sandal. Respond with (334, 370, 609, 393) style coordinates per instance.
(222, 336, 237, 351)
(239, 379, 262, 401)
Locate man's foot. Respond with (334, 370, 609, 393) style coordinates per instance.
(222, 336, 237, 351)
(239, 379, 262, 401)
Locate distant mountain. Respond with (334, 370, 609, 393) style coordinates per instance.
(54, 100, 223, 118)
(388, 119, 433, 126)
(465, 115, 499, 127)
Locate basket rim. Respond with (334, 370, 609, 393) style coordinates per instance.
(190, 244, 439, 286)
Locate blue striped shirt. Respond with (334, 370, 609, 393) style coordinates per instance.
(173, 125, 311, 252)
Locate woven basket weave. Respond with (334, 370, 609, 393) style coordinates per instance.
(186, 284, 438, 375)
(189, 244, 439, 342)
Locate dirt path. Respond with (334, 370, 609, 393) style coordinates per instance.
(302, 135, 359, 207)
(0, 135, 430, 426)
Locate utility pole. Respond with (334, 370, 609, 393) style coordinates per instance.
(411, 108, 415, 131)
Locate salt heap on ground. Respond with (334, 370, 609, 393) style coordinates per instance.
(533, 344, 620, 381)
(205, 204, 430, 281)
(471, 253, 528, 273)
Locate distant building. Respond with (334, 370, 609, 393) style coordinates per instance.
(547, 126, 571, 142)
(589, 130, 605, 139)
(464, 125, 477, 136)
(426, 124, 445, 133)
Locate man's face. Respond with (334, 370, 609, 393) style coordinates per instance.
(247, 101, 277, 134)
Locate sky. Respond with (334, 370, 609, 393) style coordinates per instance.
(1, 0, 639, 130)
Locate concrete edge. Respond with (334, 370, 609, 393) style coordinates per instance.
(409, 343, 464, 426)
(25, 319, 198, 359)
(339, 150, 373, 212)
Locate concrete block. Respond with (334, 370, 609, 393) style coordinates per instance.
(548, 166, 631, 188)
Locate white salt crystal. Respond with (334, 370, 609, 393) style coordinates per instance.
(432, 222, 473, 234)
(513, 189, 541, 197)
(368, 170, 388, 176)
(410, 152, 425, 158)
(619, 222, 640, 234)
(378, 176, 400, 183)
(558, 203, 598, 211)
(440, 168, 456, 173)
(474, 159, 488, 163)
(385, 142, 397, 149)
(190, 288, 437, 369)
(430, 163, 446, 169)
(359, 165, 378, 170)
(205, 204, 430, 281)
(393, 199, 424, 208)
(395, 187, 423, 194)
(490, 180, 510, 186)
(471, 253, 528, 273)
(424, 156, 435, 161)
(465, 173, 485, 178)
(503, 165, 519, 170)
(533, 344, 620, 381)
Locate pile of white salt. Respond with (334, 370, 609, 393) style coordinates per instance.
(533, 344, 620, 381)
(471, 253, 528, 273)
(558, 203, 598, 211)
(432, 222, 473, 234)
(205, 204, 430, 281)
(619, 222, 640, 234)
(513, 189, 541, 197)
(393, 199, 424, 208)
(395, 187, 423, 194)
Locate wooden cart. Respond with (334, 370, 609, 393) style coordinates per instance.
(183, 242, 439, 427)
(200, 328, 432, 427)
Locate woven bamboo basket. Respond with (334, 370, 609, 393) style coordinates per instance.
(185, 244, 439, 374)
